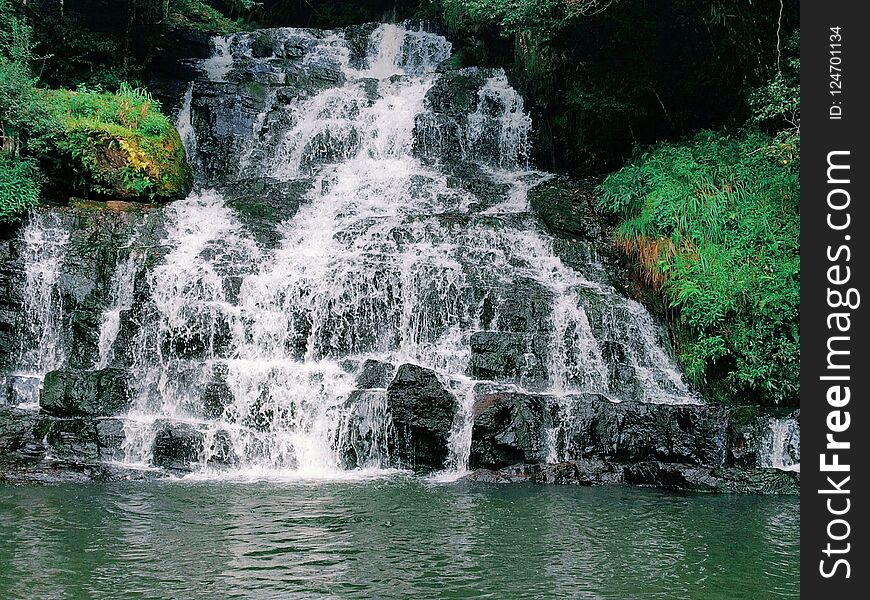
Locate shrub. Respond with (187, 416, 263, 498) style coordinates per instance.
(598, 130, 799, 405)
(0, 154, 40, 224)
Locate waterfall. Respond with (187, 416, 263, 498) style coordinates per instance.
(91, 23, 697, 478)
(7, 212, 70, 408)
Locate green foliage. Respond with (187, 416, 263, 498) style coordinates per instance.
(441, 0, 612, 39)
(41, 84, 191, 200)
(1, 0, 45, 148)
(0, 153, 40, 223)
(598, 130, 799, 405)
(749, 30, 800, 129)
(169, 0, 247, 34)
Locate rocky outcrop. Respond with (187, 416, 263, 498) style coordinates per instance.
(219, 177, 312, 247)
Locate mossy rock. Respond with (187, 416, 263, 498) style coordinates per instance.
(42, 86, 192, 202)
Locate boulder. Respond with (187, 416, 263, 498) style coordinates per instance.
(528, 176, 601, 242)
(152, 420, 204, 470)
(40, 368, 132, 417)
(386, 363, 457, 468)
(469, 390, 553, 469)
(355, 359, 396, 390)
(467, 390, 730, 470)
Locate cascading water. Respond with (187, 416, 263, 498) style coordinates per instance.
(6, 213, 70, 408)
(95, 253, 142, 369)
(103, 23, 697, 479)
(760, 417, 800, 472)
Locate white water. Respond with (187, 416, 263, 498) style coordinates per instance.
(8, 212, 70, 408)
(760, 417, 800, 472)
(95, 253, 142, 369)
(105, 24, 696, 479)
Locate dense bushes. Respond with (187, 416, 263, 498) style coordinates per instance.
(0, 0, 44, 223)
(0, 154, 40, 222)
(1, 0, 191, 222)
(596, 25, 800, 406)
(598, 131, 799, 405)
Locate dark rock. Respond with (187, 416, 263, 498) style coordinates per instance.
(622, 462, 799, 494)
(386, 364, 457, 467)
(38, 418, 101, 462)
(356, 359, 395, 390)
(0, 407, 45, 466)
(201, 364, 234, 419)
(729, 407, 800, 469)
(96, 418, 126, 460)
(564, 396, 730, 467)
(469, 389, 553, 469)
(468, 331, 549, 389)
(465, 459, 798, 494)
(528, 176, 601, 242)
(219, 177, 312, 247)
(468, 390, 731, 470)
(40, 368, 131, 417)
(152, 421, 204, 470)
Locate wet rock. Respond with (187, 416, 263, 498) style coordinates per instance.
(152, 421, 204, 470)
(94, 417, 126, 462)
(38, 418, 101, 462)
(622, 462, 799, 494)
(528, 176, 601, 242)
(468, 390, 730, 470)
(220, 178, 312, 247)
(386, 364, 457, 467)
(467, 332, 549, 389)
(356, 359, 396, 390)
(40, 368, 132, 418)
(0, 407, 45, 466)
(414, 69, 489, 165)
(469, 390, 553, 468)
(465, 459, 798, 494)
(564, 396, 730, 467)
(201, 364, 234, 419)
(729, 407, 800, 469)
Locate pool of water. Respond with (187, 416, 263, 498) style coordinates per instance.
(0, 479, 798, 599)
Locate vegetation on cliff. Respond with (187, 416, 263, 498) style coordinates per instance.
(597, 31, 800, 405)
(41, 85, 190, 200)
(0, 0, 191, 223)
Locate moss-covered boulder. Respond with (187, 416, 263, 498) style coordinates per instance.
(41, 85, 192, 201)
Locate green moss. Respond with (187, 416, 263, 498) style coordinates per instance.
(41, 84, 192, 201)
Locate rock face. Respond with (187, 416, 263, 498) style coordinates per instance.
(40, 368, 131, 417)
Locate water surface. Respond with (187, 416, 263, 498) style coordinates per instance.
(0, 480, 798, 599)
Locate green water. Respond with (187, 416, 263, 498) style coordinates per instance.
(0, 479, 798, 599)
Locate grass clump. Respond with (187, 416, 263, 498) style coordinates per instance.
(0, 154, 41, 223)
